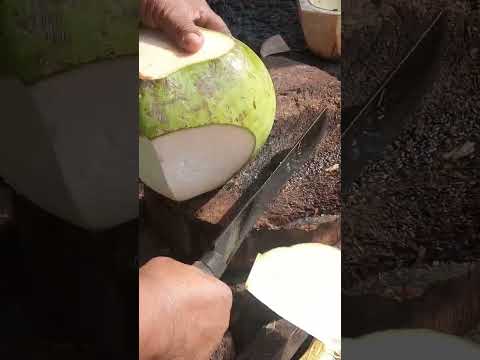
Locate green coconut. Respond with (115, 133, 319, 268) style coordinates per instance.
(1, 0, 137, 83)
(0, 1, 138, 230)
(139, 28, 276, 202)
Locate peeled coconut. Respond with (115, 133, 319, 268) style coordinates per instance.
(298, 0, 341, 60)
(139, 28, 276, 202)
(343, 329, 480, 360)
(0, 1, 138, 230)
(0, 58, 138, 230)
(246, 243, 341, 355)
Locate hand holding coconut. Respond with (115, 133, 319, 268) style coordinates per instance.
(140, 0, 230, 53)
(139, 257, 232, 360)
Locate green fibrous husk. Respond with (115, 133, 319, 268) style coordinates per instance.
(1, 0, 138, 83)
(139, 39, 276, 156)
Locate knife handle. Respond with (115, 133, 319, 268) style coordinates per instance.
(193, 251, 228, 279)
(193, 260, 215, 277)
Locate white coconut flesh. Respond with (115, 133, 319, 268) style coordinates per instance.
(139, 125, 255, 202)
(343, 329, 480, 360)
(308, 0, 341, 12)
(246, 243, 341, 353)
(0, 57, 138, 230)
(139, 28, 235, 79)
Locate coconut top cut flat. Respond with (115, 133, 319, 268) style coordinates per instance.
(139, 28, 236, 80)
(138, 27, 275, 145)
(308, 0, 341, 12)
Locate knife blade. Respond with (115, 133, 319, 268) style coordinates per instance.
(236, 319, 311, 360)
(194, 109, 329, 278)
(342, 10, 445, 191)
(260, 35, 292, 58)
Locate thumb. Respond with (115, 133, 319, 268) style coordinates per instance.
(165, 15, 204, 54)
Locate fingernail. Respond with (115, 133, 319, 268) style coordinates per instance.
(182, 33, 203, 52)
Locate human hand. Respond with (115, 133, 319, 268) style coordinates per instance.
(140, 0, 231, 53)
(139, 257, 232, 360)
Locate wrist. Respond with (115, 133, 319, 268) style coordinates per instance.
(139, 271, 170, 360)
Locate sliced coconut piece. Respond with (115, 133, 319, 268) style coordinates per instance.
(0, 57, 138, 230)
(343, 329, 480, 360)
(139, 28, 236, 80)
(246, 243, 341, 354)
(139, 125, 254, 201)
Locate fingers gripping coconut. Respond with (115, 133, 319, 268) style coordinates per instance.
(140, 0, 231, 53)
(139, 27, 277, 201)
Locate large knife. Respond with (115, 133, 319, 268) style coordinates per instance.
(193, 109, 328, 278)
(342, 10, 445, 191)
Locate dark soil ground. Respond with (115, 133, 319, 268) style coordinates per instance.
(342, 0, 480, 287)
(341, 0, 480, 344)
(208, 0, 306, 53)
(208, 0, 340, 77)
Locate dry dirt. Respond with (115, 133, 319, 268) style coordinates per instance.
(341, 0, 480, 342)
(343, 263, 480, 338)
(208, 0, 306, 53)
(342, 0, 480, 284)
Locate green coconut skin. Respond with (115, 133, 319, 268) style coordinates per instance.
(139, 39, 277, 156)
(1, 0, 137, 83)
